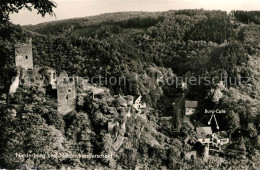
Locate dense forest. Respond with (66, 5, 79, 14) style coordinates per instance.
(0, 9, 260, 169)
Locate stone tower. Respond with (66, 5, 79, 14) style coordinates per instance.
(15, 38, 33, 70)
(57, 71, 76, 115)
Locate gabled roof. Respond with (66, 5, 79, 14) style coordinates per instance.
(185, 101, 198, 108)
(196, 127, 212, 138)
(135, 95, 142, 104)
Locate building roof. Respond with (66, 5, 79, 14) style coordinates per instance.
(185, 101, 198, 108)
(196, 127, 212, 138)
(195, 121, 206, 127)
(214, 131, 228, 139)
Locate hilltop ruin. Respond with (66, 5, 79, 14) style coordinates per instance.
(57, 71, 77, 115)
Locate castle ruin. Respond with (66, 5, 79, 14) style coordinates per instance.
(10, 39, 34, 93)
(11, 38, 75, 115)
(57, 71, 76, 115)
(15, 38, 33, 71)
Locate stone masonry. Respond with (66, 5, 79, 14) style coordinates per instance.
(57, 70, 76, 115)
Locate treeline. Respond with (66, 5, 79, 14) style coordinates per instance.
(175, 9, 228, 19)
(113, 16, 165, 29)
(26, 12, 165, 36)
(234, 10, 260, 24)
(185, 17, 235, 43)
(26, 19, 88, 36)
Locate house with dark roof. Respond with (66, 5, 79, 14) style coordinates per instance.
(196, 126, 213, 144)
(185, 101, 198, 115)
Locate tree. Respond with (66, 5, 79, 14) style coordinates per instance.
(226, 110, 240, 141)
(0, 0, 56, 23)
(0, 102, 71, 168)
(64, 112, 94, 156)
(247, 123, 258, 138)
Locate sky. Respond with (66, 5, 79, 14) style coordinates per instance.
(10, 0, 260, 25)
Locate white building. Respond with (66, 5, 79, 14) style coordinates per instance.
(196, 126, 213, 144)
(212, 131, 229, 147)
(133, 95, 147, 110)
(196, 127, 229, 147)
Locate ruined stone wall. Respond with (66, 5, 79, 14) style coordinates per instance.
(15, 40, 33, 70)
(185, 151, 197, 160)
(57, 71, 76, 115)
(19, 67, 44, 87)
(46, 68, 57, 89)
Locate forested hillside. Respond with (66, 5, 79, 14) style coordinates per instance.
(1, 9, 260, 169)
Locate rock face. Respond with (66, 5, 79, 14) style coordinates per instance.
(15, 39, 33, 71)
(57, 71, 76, 115)
(9, 75, 20, 94)
(112, 110, 131, 151)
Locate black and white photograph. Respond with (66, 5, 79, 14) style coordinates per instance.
(1, 0, 260, 169)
